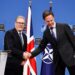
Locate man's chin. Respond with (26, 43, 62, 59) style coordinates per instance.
(18, 29, 23, 32)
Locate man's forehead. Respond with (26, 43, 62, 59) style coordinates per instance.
(45, 18, 54, 21)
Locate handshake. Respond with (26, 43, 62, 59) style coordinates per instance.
(23, 51, 32, 60)
(21, 51, 32, 66)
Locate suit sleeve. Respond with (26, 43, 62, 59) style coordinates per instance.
(31, 31, 48, 57)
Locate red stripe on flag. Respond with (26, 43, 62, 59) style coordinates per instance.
(27, 66, 30, 75)
(30, 58, 37, 74)
(27, 39, 35, 52)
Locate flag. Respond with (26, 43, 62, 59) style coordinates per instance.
(40, 43, 54, 75)
(23, 4, 37, 75)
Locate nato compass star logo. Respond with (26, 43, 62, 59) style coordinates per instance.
(42, 44, 53, 64)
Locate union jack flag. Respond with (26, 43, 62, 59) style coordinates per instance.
(23, 3, 37, 75)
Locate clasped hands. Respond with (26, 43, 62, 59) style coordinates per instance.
(23, 51, 31, 59)
(21, 51, 31, 66)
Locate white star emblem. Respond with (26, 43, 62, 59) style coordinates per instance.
(42, 44, 53, 64)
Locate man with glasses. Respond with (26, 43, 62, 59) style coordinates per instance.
(4, 16, 28, 75)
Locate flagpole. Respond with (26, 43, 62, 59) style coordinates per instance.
(49, 0, 53, 12)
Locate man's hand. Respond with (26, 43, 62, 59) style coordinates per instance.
(21, 60, 26, 66)
(23, 51, 31, 60)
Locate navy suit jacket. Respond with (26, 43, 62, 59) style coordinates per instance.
(31, 23, 75, 66)
(4, 28, 27, 67)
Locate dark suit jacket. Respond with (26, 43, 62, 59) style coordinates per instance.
(31, 23, 75, 66)
(4, 28, 27, 69)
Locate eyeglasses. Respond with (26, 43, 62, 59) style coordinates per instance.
(16, 22, 25, 25)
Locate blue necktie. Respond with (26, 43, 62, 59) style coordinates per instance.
(19, 32, 24, 46)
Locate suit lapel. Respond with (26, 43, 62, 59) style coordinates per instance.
(56, 23, 61, 41)
(13, 29, 22, 48)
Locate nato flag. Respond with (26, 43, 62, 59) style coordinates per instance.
(40, 43, 54, 75)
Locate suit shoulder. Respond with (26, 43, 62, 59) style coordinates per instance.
(5, 28, 15, 36)
(57, 22, 68, 25)
(57, 23, 69, 27)
(43, 27, 49, 36)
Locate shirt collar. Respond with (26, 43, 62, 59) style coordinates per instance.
(53, 22, 56, 28)
(18, 31, 22, 34)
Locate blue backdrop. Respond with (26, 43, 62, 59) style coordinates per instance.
(0, 0, 75, 75)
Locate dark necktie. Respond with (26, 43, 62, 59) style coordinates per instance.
(50, 27, 55, 38)
(19, 32, 24, 46)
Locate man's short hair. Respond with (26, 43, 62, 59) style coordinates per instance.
(42, 10, 54, 20)
(15, 16, 25, 22)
